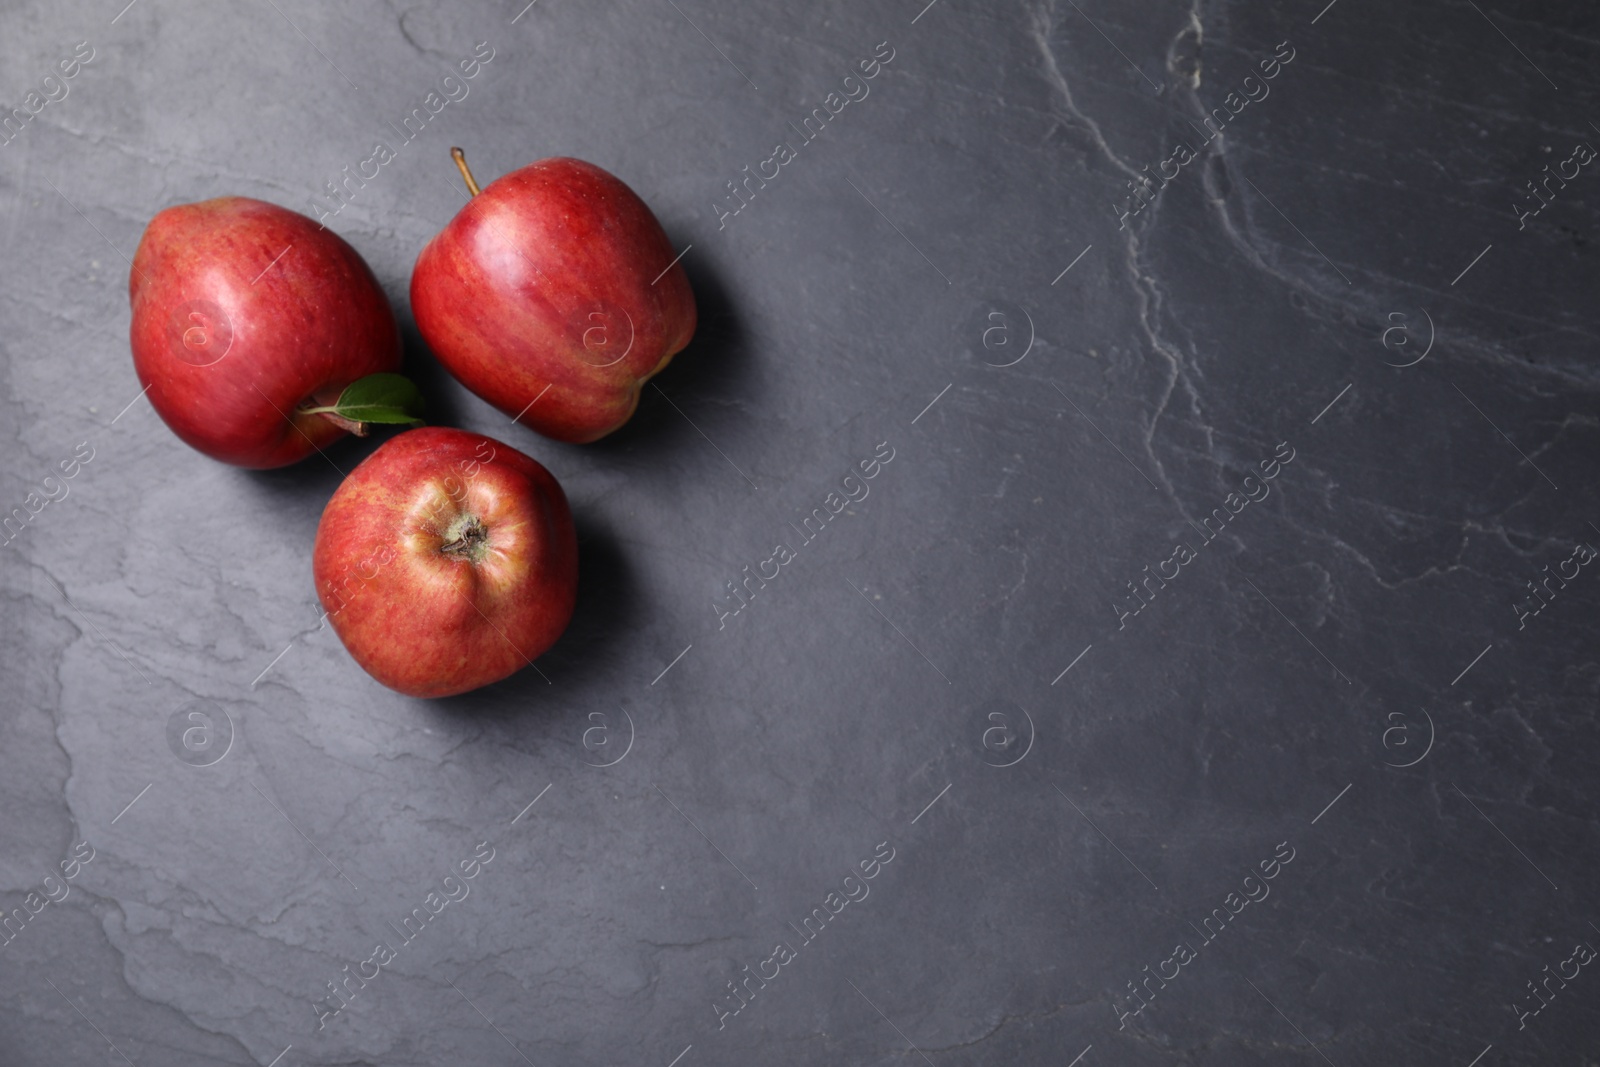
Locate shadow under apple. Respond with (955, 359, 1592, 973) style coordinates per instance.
(394, 313, 471, 435)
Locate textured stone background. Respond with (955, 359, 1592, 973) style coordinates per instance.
(1, 1, 1597, 1064)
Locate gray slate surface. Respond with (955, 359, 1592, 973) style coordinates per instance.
(1, 0, 1598, 1064)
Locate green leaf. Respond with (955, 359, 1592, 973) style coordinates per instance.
(331, 373, 426, 426)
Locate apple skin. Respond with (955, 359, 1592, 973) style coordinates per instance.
(129, 197, 402, 468)
(313, 427, 578, 699)
(411, 157, 696, 444)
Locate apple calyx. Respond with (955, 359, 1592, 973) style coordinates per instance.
(296, 371, 426, 437)
(439, 515, 489, 561)
(450, 147, 483, 197)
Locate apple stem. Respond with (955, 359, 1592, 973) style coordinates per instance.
(451, 147, 482, 197)
(311, 411, 370, 437)
(295, 372, 425, 434)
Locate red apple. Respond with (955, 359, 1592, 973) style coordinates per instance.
(411, 149, 697, 444)
(313, 427, 578, 698)
(130, 197, 410, 468)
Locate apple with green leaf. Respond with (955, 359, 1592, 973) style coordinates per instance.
(313, 427, 578, 698)
(410, 149, 697, 444)
(129, 197, 422, 468)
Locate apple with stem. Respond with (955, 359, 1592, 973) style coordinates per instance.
(411, 149, 697, 444)
(130, 197, 422, 468)
(313, 426, 578, 698)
